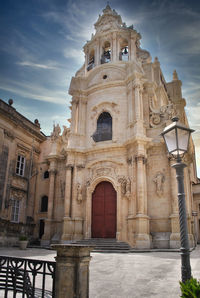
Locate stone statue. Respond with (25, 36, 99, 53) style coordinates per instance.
(126, 178, 131, 195)
(62, 125, 70, 143)
(118, 177, 131, 197)
(51, 124, 61, 141)
(153, 172, 165, 197)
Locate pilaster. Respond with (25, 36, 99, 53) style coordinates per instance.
(133, 154, 151, 248)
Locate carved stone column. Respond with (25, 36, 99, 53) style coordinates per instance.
(71, 98, 79, 134)
(96, 38, 100, 66)
(136, 155, 147, 214)
(41, 160, 57, 246)
(112, 32, 117, 62)
(130, 32, 135, 61)
(127, 83, 133, 125)
(61, 164, 73, 242)
(169, 158, 180, 248)
(134, 154, 151, 249)
(78, 99, 87, 136)
(133, 82, 144, 136)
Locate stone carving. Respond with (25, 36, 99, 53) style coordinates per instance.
(62, 126, 70, 143)
(10, 189, 25, 200)
(12, 177, 27, 190)
(96, 167, 111, 176)
(136, 47, 151, 63)
(118, 177, 131, 198)
(149, 98, 176, 128)
(153, 172, 165, 197)
(91, 102, 119, 120)
(94, 4, 123, 33)
(51, 124, 61, 141)
(127, 157, 132, 165)
(77, 183, 83, 203)
(86, 180, 91, 187)
(4, 129, 15, 140)
(126, 178, 131, 195)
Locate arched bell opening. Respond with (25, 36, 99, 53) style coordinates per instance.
(119, 39, 129, 61)
(101, 41, 111, 64)
(87, 49, 95, 71)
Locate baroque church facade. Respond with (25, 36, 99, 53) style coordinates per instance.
(0, 5, 199, 249)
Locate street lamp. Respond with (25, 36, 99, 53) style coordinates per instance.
(161, 116, 194, 283)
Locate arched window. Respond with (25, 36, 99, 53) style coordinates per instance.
(101, 41, 111, 64)
(87, 49, 95, 71)
(92, 112, 112, 142)
(41, 196, 48, 212)
(44, 171, 49, 179)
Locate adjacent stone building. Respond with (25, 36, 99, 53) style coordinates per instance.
(0, 5, 199, 248)
(0, 99, 46, 245)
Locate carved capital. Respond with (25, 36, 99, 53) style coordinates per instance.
(77, 164, 85, 170)
(135, 155, 147, 164)
(66, 164, 73, 170)
(127, 157, 132, 165)
(49, 169, 57, 176)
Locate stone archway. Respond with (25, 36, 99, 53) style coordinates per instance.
(91, 181, 116, 238)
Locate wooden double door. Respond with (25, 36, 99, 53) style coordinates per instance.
(92, 181, 116, 238)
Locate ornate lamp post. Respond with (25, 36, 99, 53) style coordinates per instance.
(161, 117, 194, 283)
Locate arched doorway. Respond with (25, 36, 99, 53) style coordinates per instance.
(92, 181, 116, 238)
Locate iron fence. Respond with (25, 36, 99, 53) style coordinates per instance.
(0, 255, 56, 298)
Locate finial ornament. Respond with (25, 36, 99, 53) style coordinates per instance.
(173, 69, 179, 81)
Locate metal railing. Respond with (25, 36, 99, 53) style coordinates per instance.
(0, 255, 56, 298)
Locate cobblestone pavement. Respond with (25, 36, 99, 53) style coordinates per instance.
(0, 245, 200, 298)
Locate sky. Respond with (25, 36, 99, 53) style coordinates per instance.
(0, 0, 200, 176)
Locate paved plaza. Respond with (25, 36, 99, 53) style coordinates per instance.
(0, 245, 200, 297)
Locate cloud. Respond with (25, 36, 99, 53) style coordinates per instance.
(17, 61, 59, 70)
(0, 79, 68, 105)
(63, 48, 84, 65)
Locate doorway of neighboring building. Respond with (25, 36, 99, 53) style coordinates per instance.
(39, 219, 45, 239)
(92, 181, 116, 238)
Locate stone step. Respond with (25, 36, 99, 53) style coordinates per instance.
(71, 238, 131, 252)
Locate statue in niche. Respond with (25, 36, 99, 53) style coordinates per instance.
(51, 123, 61, 141)
(126, 178, 131, 195)
(118, 177, 131, 198)
(77, 183, 83, 203)
(153, 172, 165, 197)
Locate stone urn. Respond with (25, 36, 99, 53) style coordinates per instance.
(19, 236, 28, 250)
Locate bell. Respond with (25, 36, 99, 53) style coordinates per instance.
(124, 47, 128, 54)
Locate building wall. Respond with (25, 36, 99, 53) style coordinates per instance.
(0, 99, 46, 245)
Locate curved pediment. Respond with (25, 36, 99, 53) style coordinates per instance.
(87, 64, 126, 88)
